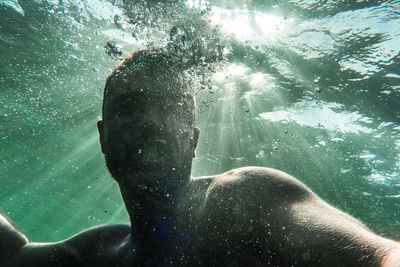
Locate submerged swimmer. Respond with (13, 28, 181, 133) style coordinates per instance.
(2, 49, 400, 266)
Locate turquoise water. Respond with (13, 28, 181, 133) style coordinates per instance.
(0, 0, 399, 243)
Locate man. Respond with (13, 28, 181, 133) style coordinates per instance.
(2, 49, 400, 266)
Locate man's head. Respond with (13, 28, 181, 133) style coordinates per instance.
(98, 49, 199, 192)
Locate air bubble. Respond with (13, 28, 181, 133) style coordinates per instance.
(104, 41, 123, 59)
(167, 25, 199, 65)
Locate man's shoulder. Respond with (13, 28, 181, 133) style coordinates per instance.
(192, 166, 297, 186)
(203, 166, 314, 204)
(67, 223, 131, 242)
(8, 224, 132, 267)
(61, 223, 131, 255)
(0, 215, 28, 265)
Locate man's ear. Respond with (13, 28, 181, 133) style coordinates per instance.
(192, 127, 200, 158)
(97, 120, 106, 154)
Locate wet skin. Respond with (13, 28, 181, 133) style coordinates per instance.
(6, 166, 400, 266)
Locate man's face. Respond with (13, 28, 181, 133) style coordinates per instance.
(98, 80, 197, 191)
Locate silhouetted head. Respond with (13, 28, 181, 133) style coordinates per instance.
(98, 49, 199, 192)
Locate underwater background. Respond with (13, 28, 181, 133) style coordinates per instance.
(1, 0, 399, 243)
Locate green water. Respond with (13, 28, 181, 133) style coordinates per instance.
(1, 0, 399, 243)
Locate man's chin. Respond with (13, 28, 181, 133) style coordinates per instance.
(106, 157, 167, 177)
(109, 166, 174, 182)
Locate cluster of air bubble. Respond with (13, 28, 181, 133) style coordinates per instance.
(106, 0, 227, 92)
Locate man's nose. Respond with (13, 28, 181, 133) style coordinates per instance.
(140, 121, 164, 134)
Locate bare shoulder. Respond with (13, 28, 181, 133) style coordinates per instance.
(204, 166, 315, 204)
(65, 223, 131, 244)
(7, 224, 131, 267)
(0, 214, 28, 265)
(193, 167, 317, 265)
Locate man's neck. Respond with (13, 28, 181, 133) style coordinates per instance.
(127, 191, 179, 234)
(119, 174, 190, 262)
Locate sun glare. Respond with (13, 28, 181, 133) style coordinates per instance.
(209, 7, 284, 41)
